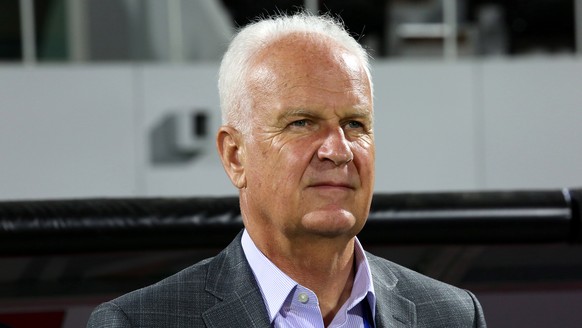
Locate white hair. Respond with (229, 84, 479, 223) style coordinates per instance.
(218, 13, 373, 135)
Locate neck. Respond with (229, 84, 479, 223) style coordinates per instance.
(250, 230, 357, 325)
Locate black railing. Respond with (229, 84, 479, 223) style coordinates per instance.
(0, 188, 580, 255)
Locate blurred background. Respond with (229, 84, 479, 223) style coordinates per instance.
(1, 0, 581, 327)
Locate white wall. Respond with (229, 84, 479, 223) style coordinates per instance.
(1, 58, 581, 200)
(0, 66, 138, 200)
(373, 61, 479, 192)
(140, 65, 234, 196)
(480, 59, 582, 190)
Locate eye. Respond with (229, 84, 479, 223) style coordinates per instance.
(289, 119, 308, 127)
(346, 120, 364, 129)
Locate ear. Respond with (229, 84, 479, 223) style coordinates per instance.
(216, 126, 247, 189)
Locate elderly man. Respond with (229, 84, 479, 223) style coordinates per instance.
(88, 13, 486, 328)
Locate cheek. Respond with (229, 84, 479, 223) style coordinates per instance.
(249, 140, 308, 188)
(278, 137, 316, 167)
(353, 141, 375, 178)
(353, 137, 375, 159)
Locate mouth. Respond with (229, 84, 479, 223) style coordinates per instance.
(308, 182, 355, 190)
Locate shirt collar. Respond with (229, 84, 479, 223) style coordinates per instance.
(352, 235, 377, 323)
(241, 230, 297, 322)
(241, 229, 376, 324)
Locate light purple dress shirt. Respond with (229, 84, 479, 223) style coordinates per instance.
(241, 230, 376, 327)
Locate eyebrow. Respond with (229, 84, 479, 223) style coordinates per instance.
(278, 107, 373, 122)
(277, 108, 320, 121)
(344, 111, 373, 121)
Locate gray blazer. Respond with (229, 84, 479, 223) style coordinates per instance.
(88, 232, 486, 327)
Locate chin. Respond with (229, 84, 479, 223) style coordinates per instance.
(301, 209, 363, 238)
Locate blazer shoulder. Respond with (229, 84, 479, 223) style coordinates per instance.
(119, 256, 214, 304)
(87, 301, 131, 328)
(88, 256, 218, 327)
(367, 252, 487, 328)
(367, 252, 467, 297)
(87, 233, 258, 327)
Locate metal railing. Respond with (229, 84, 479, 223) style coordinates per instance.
(1, 188, 580, 255)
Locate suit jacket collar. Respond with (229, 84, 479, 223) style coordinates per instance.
(200, 232, 417, 328)
(202, 231, 271, 328)
(369, 253, 417, 328)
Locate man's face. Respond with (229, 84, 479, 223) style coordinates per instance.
(238, 35, 375, 243)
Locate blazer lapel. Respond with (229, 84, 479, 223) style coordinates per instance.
(202, 232, 271, 328)
(201, 234, 418, 327)
(202, 290, 270, 328)
(369, 254, 417, 328)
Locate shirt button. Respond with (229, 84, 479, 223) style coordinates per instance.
(298, 292, 309, 304)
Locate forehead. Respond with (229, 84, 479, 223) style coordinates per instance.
(247, 33, 372, 110)
(254, 34, 363, 80)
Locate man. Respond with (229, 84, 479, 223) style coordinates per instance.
(88, 13, 486, 328)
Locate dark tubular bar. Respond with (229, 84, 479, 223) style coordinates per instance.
(0, 188, 580, 255)
(366, 188, 581, 245)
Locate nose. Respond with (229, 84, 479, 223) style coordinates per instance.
(317, 127, 354, 166)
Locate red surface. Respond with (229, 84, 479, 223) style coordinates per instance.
(0, 311, 65, 328)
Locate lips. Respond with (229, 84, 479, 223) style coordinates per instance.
(308, 181, 355, 189)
